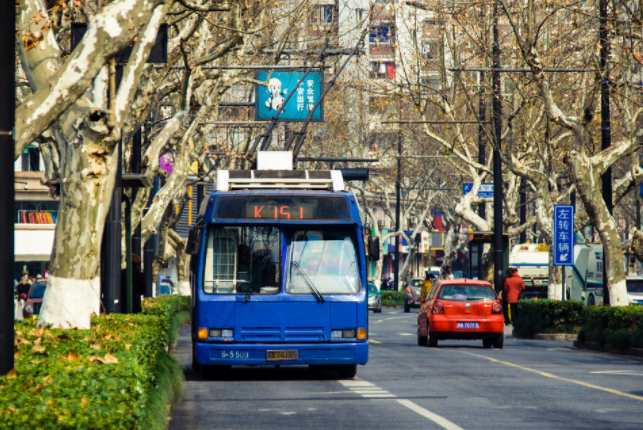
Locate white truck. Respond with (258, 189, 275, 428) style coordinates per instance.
(509, 244, 549, 298)
(564, 243, 604, 306)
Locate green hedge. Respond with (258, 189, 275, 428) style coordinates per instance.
(380, 291, 405, 301)
(0, 295, 190, 429)
(578, 306, 643, 350)
(514, 299, 584, 338)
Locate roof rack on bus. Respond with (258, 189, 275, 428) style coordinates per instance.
(216, 170, 345, 191)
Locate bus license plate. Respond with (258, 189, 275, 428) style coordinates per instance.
(267, 350, 298, 361)
(457, 322, 479, 329)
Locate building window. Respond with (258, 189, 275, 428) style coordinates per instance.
(369, 25, 394, 44)
(371, 61, 396, 79)
(20, 146, 41, 172)
(310, 5, 335, 24)
(422, 40, 439, 59)
(356, 8, 367, 22)
(15, 201, 59, 224)
(422, 76, 442, 90)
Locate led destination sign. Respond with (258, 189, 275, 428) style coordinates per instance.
(215, 196, 349, 221)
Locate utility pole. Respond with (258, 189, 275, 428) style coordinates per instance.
(394, 93, 402, 291)
(492, 1, 504, 293)
(0, 0, 15, 376)
(600, 0, 611, 306)
(478, 70, 486, 278)
(520, 183, 527, 243)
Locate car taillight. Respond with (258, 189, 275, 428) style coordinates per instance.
(433, 301, 444, 314)
(492, 302, 502, 314)
(406, 286, 411, 294)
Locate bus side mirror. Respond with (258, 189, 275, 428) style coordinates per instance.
(368, 236, 380, 261)
(186, 220, 204, 255)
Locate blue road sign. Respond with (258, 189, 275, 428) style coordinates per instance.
(463, 183, 494, 198)
(255, 70, 324, 122)
(553, 205, 574, 266)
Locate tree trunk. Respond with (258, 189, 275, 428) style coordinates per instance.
(168, 229, 191, 295)
(571, 152, 629, 306)
(38, 109, 116, 329)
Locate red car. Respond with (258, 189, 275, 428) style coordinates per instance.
(23, 280, 47, 318)
(417, 279, 504, 348)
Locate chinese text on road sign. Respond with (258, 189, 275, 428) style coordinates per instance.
(255, 70, 323, 122)
(462, 183, 494, 198)
(553, 205, 574, 266)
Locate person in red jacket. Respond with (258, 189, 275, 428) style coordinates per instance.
(503, 267, 525, 324)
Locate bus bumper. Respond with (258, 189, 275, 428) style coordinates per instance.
(195, 341, 369, 366)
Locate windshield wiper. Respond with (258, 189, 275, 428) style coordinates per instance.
(466, 297, 485, 300)
(291, 261, 325, 303)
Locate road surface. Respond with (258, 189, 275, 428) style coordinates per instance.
(169, 309, 643, 429)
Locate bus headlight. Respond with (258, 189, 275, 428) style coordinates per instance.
(331, 330, 356, 339)
(209, 329, 234, 338)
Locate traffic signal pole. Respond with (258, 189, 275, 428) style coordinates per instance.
(492, 1, 504, 293)
(0, 0, 15, 376)
(599, 0, 612, 306)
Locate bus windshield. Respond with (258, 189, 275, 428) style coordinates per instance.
(286, 229, 361, 295)
(203, 226, 281, 294)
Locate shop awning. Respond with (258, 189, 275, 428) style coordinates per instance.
(15, 225, 55, 261)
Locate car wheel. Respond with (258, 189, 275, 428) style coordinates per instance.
(493, 335, 504, 349)
(404, 303, 410, 313)
(376, 306, 382, 313)
(482, 339, 493, 348)
(192, 344, 200, 374)
(428, 326, 438, 347)
(336, 364, 357, 379)
(417, 326, 428, 346)
(587, 294, 596, 306)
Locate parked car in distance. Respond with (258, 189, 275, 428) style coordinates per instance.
(368, 282, 382, 313)
(417, 279, 504, 348)
(404, 277, 424, 313)
(626, 276, 643, 305)
(23, 280, 47, 318)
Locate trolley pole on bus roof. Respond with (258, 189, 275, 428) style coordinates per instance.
(0, 0, 15, 376)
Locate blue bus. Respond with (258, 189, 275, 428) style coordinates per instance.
(187, 168, 378, 378)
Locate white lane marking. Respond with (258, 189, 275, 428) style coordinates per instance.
(399, 333, 414, 336)
(397, 399, 464, 430)
(279, 412, 296, 415)
(340, 380, 396, 398)
(308, 408, 317, 411)
(370, 340, 382, 344)
(339, 381, 375, 387)
(384, 316, 409, 321)
(590, 370, 643, 376)
(362, 394, 396, 398)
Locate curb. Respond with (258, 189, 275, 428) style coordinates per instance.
(574, 340, 643, 358)
(534, 333, 578, 341)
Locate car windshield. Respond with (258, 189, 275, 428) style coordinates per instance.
(286, 229, 361, 295)
(437, 284, 497, 301)
(368, 283, 378, 296)
(203, 226, 281, 294)
(411, 280, 422, 287)
(30, 282, 46, 299)
(627, 280, 643, 293)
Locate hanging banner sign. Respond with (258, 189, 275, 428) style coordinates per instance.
(255, 70, 324, 122)
(553, 205, 574, 266)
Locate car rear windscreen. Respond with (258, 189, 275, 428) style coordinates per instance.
(627, 280, 643, 293)
(437, 284, 497, 301)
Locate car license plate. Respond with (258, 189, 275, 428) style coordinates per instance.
(266, 350, 298, 361)
(457, 322, 479, 329)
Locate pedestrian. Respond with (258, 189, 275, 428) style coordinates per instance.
(16, 275, 31, 298)
(503, 267, 525, 325)
(403, 269, 412, 287)
(421, 273, 435, 301)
